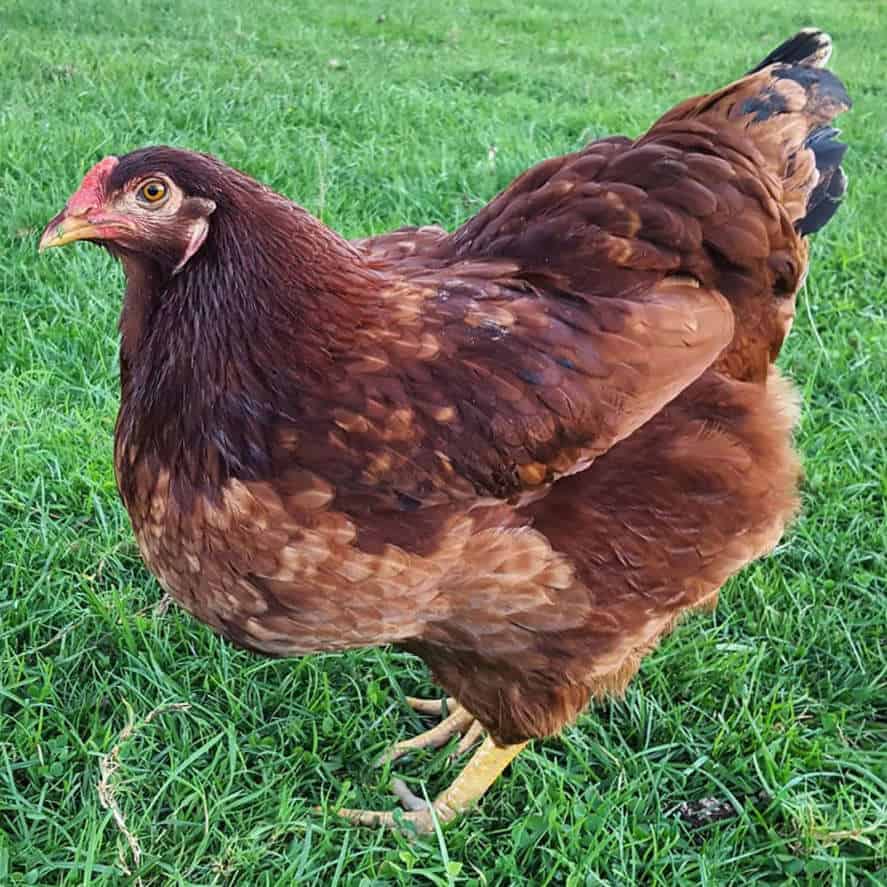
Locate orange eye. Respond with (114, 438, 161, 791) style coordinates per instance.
(139, 180, 167, 204)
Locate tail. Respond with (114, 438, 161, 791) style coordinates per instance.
(746, 27, 833, 73)
(649, 29, 852, 236)
(747, 29, 849, 235)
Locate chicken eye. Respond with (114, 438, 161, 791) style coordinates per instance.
(138, 181, 168, 205)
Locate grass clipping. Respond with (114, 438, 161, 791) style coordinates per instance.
(98, 702, 191, 879)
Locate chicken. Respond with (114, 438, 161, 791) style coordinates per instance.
(40, 28, 850, 831)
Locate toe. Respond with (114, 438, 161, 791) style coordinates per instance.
(404, 696, 458, 716)
(452, 720, 485, 758)
(376, 707, 475, 766)
(390, 777, 428, 811)
(336, 805, 438, 833)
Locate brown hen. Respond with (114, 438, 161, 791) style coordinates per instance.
(40, 29, 850, 831)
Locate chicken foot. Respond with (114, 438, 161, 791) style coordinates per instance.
(339, 736, 528, 832)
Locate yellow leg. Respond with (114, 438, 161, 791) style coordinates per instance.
(339, 736, 528, 832)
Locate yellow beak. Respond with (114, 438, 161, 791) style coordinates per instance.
(38, 212, 103, 252)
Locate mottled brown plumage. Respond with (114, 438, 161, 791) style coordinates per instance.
(41, 29, 850, 827)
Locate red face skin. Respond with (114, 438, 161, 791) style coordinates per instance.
(39, 156, 138, 249)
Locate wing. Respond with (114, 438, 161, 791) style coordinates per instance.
(324, 274, 732, 509)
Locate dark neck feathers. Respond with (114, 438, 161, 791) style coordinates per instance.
(114, 174, 381, 495)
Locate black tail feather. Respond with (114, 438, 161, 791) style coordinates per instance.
(748, 28, 832, 74)
(748, 29, 851, 236)
(798, 126, 849, 235)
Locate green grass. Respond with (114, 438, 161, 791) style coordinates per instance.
(1, 0, 885, 883)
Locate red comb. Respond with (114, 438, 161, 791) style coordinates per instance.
(67, 156, 120, 214)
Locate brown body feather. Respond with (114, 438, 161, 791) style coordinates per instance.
(104, 43, 849, 744)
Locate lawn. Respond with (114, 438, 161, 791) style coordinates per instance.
(0, 0, 884, 883)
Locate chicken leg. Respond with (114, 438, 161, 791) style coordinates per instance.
(338, 736, 528, 831)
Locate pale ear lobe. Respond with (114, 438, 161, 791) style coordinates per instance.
(173, 199, 216, 275)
